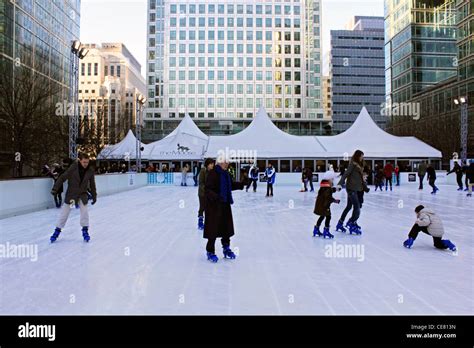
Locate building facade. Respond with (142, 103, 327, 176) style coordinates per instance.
(322, 75, 331, 119)
(384, 0, 458, 105)
(145, 0, 325, 140)
(386, 0, 474, 166)
(330, 16, 386, 133)
(78, 43, 146, 146)
(0, 0, 81, 177)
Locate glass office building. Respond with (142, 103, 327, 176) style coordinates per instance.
(384, 0, 458, 105)
(330, 16, 386, 133)
(145, 0, 325, 139)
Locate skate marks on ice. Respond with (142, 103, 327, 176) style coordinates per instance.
(0, 185, 473, 314)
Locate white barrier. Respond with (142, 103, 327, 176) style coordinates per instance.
(0, 173, 148, 219)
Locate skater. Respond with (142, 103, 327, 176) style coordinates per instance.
(193, 162, 201, 187)
(335, 150, 370, 235)
(197, 158, 215, 230)
(313, 171, 340, 239)
(383, 161, 394, 191)
(265, 163, 276, 197)
(462, 161, 469, 191)
(447, 161, 464, 191)
(181, 164, 189, 186)
(466, 160, 474, 197)
(403, 205, 456, 251)
(305, 167, 314, 192)
(417, 161, 427, 190)
(203, 158, 244, 262)
(374, 165, 384, 191)
(426, 164, 438, 194)
(395, 165, 400, 186)
(300, 168, 308, 192)
(49, 153, 97, 243)
(43, 163, 64, 208)
(246, 164, 259, 192)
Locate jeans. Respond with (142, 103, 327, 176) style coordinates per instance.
(339, 190, 361, 224)
(418, 174, 425, 189)
(408, 224, 446, 249)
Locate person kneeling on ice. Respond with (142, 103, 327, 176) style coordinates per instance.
(204, 158, 244, 262)
(403, 205, 456, 251)
(313, 171, 341, 239)
(50, 153, 97, 243)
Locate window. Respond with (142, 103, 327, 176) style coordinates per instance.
(117, 65, 121, 77)
(104, 65, 108, 76)
(87, 63, 92, 76)
(110, 65, 115, 76)
(81, 63, 85, 76)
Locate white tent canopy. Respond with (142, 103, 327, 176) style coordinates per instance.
(142, 114, 209, 160)
(317, 107, 442, 158)
(205, 107, 326, 159)
(97, 129, 144, 160)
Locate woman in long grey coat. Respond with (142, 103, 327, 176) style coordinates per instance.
(50, 153, 97, 243)
(203, 160, 244, 262)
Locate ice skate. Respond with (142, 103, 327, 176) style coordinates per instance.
(207, 252, 218, 263)
(322, 227, 334, 239)
(50, 227, 61, 243)
(313, 225, 322, 237)
(198, 216, 204, 230)
(335, 221, 347, 233)
(403, 237, 414, 249)
(442, 240, 457, 252)
(82, 227, 90, 242)
(223, 246, 236, 259)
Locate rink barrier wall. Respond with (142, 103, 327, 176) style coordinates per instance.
(0, 173, 148, 219)
(0, 171, 458, 219)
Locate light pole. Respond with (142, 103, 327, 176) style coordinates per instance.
(69, 40, 89, 160)
(135, 94, 147, 173)
(454, 96, 468, 162)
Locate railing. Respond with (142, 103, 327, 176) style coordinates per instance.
(147, 172, 174, 185)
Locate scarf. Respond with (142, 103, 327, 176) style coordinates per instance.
(215, 165, 233, 204)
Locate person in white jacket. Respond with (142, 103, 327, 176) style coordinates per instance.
(403, 205, 456, 251)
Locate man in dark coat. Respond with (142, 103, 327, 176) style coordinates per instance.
(50, 153, 97, 243)
(447, 161, 464, 191)
(203, 160, 244, 262)
(426, 164, 438, 194)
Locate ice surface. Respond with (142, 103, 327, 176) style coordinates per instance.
(0, 184, 473, 315)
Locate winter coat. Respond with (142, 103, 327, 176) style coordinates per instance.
(266, 167, 276, 184)
(203, 167, 244, 239)
(249, 167, 259, 180)
(337, 161, 365, 192)
(416, 208, 444, 237)
(447, 163, 463, 177)
(305, 168, 313, 180)
(198, 168, 208, 197)
(383, 163, 394, 179)
(466, 163, 474, 183)
(374, 168, 384, 185)
(314, 180, 337, 216)
(53, 161, 97, 205)
(427, 167, 436, 181)
(418, 163, 427, 177)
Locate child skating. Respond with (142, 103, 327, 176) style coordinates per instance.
(403, 205, 456, 251)
(313, 171, 340, 239)
(49, 153, 97, 243)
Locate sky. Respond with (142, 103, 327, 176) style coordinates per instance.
(80, 0, 384, 77)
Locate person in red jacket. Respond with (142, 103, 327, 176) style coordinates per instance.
(395, 165, 400, 186)
(383, 162, 394, 191)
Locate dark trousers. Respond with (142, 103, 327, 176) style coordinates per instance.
(198, 195, 205, 216)
(308, 180, 314, 191)
(340, 190, 361, 223)
(53, 193, 62, 207)
(429, 178, 437, 191)
(206, 237, 230, 253)
(385, 177, 392, 189)
(396, 174, 400, 186)
(266, 183, 273, 196)
(246, 179, 257, 191)
(193, 175, 198, 186)
(316, 215, 331, 228)
(418, 174, 425, 189)
(456, 173, 463, 189)
(408, 224, 447, 249)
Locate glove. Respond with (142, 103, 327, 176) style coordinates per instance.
(92, 197, 97, 205)
(403, 238, 414, 249)
(51, 189, 57, 196)
(364, 186, 370, 193)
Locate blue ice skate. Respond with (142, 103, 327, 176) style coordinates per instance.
(198, 216, 204, 230)
(82, 226, 90, 242)
(403, 237, 414, 249)
(442, 240, 457, 252)
(223, 246, 236, 259)
(50, 227, 61, 243)
(207, 252, 219, 263)
(322, 227, 334, 239)
(313, 226, 322, 237)
(336, 221, 347, 233)
(348, 222, 362, 235)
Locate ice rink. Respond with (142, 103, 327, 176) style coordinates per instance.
(0, 183, 473, 315)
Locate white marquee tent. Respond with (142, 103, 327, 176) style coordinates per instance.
(141, 114, 209, 160)
(97, 129, 145, 160)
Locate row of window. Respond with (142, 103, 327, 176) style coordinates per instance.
(169, 3, 303, 16)
(167, 97, 303, 109)
(168, 43, 301, 54)
(169, 57, 302, 68)
(167, 17, 303, 29)
(168, 70, 302, 82)
(80, 63, 122, 78)
(168, 30, 301, 41)
(168, 84, 302, 95)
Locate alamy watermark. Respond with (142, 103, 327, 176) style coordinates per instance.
(217, 147, 257, 164)
(324, 242, 365, 262)
(381, 102, 420, 120)
(0, 242, 38, 262)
